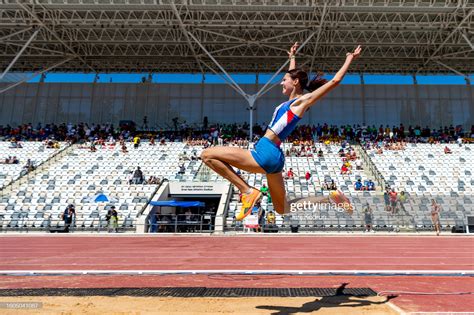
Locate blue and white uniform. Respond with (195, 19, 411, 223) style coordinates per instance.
(251, 98, 301, 174)
(267, 98, 301, 141)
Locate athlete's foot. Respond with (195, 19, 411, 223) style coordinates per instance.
(329, 189, 354, 215)
(236, 188, 262, 221)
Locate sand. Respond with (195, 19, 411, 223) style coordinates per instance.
(0, 296, 399, 314)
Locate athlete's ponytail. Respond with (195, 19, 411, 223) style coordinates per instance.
(287, 69, 328, 92)
(305, 73, 328, 92)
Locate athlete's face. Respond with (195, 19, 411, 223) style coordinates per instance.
(281, 73, 296, 96)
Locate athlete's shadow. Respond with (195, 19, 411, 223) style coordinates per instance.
(255, 283, 397, 315)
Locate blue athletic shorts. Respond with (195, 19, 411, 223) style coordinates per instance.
(250, 137, 285, 174)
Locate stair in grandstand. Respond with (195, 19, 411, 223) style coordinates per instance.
(0, 143, 75, 195)
(355, 144, 385, 192)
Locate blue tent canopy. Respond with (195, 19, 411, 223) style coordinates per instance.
(150, 200, 205, 207)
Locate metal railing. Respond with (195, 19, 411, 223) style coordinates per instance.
(148, 214, 216, 233)
(356, 145, 386, 191)
(0, 211, 467, 234)
(223, 211, 464, 233)
(137, 178, 168, 217)
(0, 143, 74, 198)
(0, 213, 217, 234)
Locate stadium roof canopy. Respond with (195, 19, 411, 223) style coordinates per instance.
(0, 0, 473, 76)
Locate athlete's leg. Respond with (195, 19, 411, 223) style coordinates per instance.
(201, 146, 265, 193)
(267, 171, 334, 215)
(201, 146, 264, 221)
(266, 172, 289, 215)
(287, 192, 353, 215)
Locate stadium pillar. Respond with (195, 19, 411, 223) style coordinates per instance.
(248, 95, 256, 141)
(360, 73, 366, 126)
(413, 74, 421, 127)
(200, 74, 205, 127)
(467, 78, 473, 131)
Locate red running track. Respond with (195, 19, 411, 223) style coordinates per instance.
(0, 235, 473, 272)
(0, 235, 473, 313)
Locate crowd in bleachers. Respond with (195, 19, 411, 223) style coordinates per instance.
(1, 122, 472, 145)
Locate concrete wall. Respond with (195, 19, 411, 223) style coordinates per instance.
(0, 82, 472, 128)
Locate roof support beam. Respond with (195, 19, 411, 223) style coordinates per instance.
(0, 41, 69, 55)
(417, 10, 472, 74)
(461, 31, 473, 50)
(257, 59, 311, 99)
(0, 27, 33, 43)
(200, 60, 245, 97)
(255, 31, 316, 99)
(188, 31, 248, 99)
(170, 2, 205, 74)
(0, 28, 39, 80)
(432, 59, 469, 80)
(0, 56, 75, 95)
(16, 1, 96, 73)
(309, 3, 328, 75)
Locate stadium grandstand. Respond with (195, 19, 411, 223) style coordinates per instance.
(0, 1, 473, 314)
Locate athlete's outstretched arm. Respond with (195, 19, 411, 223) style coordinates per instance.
(295, 45, 361, 111)
(287, 42, 298, 71)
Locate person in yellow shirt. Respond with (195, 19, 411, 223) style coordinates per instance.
(133, 135, 140, 149)
(266, 211, 276, 225)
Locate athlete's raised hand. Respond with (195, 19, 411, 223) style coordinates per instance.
(287, 42, 299, 58)
(346, 45, 362, 59)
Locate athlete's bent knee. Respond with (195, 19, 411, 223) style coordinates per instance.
(200, 149, 211, 164)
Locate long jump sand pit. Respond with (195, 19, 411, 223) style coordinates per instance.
(0, 296, 398, 314)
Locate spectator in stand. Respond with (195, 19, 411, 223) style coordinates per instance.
(257, 205, 266, 233)
(329, 180, 337, 190)
(444, 146, 452, 154)
(350, 150, 357, 160)
(62, 204, 76, 233)
(354, 178, 363, 191)
(431, 199, 441, 236)
(2, 156, 19, 164)
(384, 188, 390, 212)
(340, 163, 350, 175)
(106, 205, 119, 233)
(132, 166, 144, 184)
(287, 168, 294, 179)
(148, 176, 161, 185)
(121, 143, 128, 153)
(338, 147, 345, 157)
(149, 136, 155, 146)
(305, 171, 311, 182)
(133, 135, 140, 149)
(22, 159, 35, 173)
(266, 210, 276, 225)
(366, 179, 375, 191)
(8, 140, 16, 148)
(178, 164, 186, 174)
(398, 190, 407, 205)
(355, 159, 363, 170)
(260, 184, 272, 203)
(363, 203, 373, 233)
(389, 188, 398, 214)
